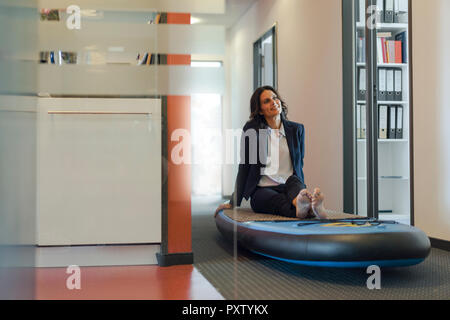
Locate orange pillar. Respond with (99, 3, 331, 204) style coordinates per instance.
(167, 96, 192, 255)
(157, 96, 193, 266)
(156, 13, 192, 265)
(166, 54, 191, 65)
(166, 13, 191, 24)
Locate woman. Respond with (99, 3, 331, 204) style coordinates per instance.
(215, 86, 327, 219)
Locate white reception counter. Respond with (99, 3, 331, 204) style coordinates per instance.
(36, 98, 162, 247)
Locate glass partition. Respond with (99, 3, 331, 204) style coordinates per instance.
(344, 0, 411, 224)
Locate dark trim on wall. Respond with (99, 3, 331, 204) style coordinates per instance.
(342, 0, 356, 214)
(160, 96, 169, 256)
(429, 238, 450, 252)
(408, 0, 415, 227)
(365, 0, 380, 220)
(156, 252, 194, 267)
(272, 24, 278, 90)
(253, 41, 260, 92)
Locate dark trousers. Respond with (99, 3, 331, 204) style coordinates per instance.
(250, 175, 305, 218)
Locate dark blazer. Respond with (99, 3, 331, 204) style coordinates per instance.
(230, 117, 306, 207)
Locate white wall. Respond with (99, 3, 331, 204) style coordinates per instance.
(224, 0, 343, 211)
(412, 0, 450, 241)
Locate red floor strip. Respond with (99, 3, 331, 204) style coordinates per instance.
(35, 265, 223, 300)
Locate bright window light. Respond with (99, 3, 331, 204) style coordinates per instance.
(191, 61, 222, 68)
(191, 94, 222, 196)
(190, 16, 201, 24)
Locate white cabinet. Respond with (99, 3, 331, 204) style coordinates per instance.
(37, 98, 161, 245)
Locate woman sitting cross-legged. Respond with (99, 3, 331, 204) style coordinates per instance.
(215, 86, 328, 219)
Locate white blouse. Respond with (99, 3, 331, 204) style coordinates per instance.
(258, 123, 294, 187)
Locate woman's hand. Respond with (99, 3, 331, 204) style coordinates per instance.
(214, 202, 233, 217)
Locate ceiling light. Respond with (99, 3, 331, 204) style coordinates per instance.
(80, 9, 98, 17)
(190, 16, 202, 24)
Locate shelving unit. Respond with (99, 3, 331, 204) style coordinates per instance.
(353, 1, 411, 224)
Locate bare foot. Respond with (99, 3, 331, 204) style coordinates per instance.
(295, 189, 313, 219)
(312, 188, 328, 219)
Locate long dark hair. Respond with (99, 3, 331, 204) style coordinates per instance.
(249, 86, 288, 128)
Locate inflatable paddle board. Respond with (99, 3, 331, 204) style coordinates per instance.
(215, 209, 431, 268)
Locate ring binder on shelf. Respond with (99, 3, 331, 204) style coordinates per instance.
(379, 105, 388, 139)
(385, 0, 394, 23)
(394, 0, 400, 23)
(386, 68, 394, 101)
(361, 104, 366, 139)
(356, 0, 364, 23)
(394, 69, 403, 101)
(357, 33, 365, 63)
(395, 105, 403, 139)
(388, 105, 397, 139)
(358, 68, 366, 101)
(378, 68, 387, 101)
(356, 104, 361, 139)
(396, 0, 408, 24)
(377, 37, 384, 64)
(377, 0, 385, 23)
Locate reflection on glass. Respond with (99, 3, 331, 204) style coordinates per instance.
(0, 0, 37, 299)
(2, 0, 227, 297)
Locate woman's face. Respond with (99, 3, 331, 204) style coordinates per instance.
(259, 90, 282, 119)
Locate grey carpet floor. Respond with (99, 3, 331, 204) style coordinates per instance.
(191, 197, 450, 300)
